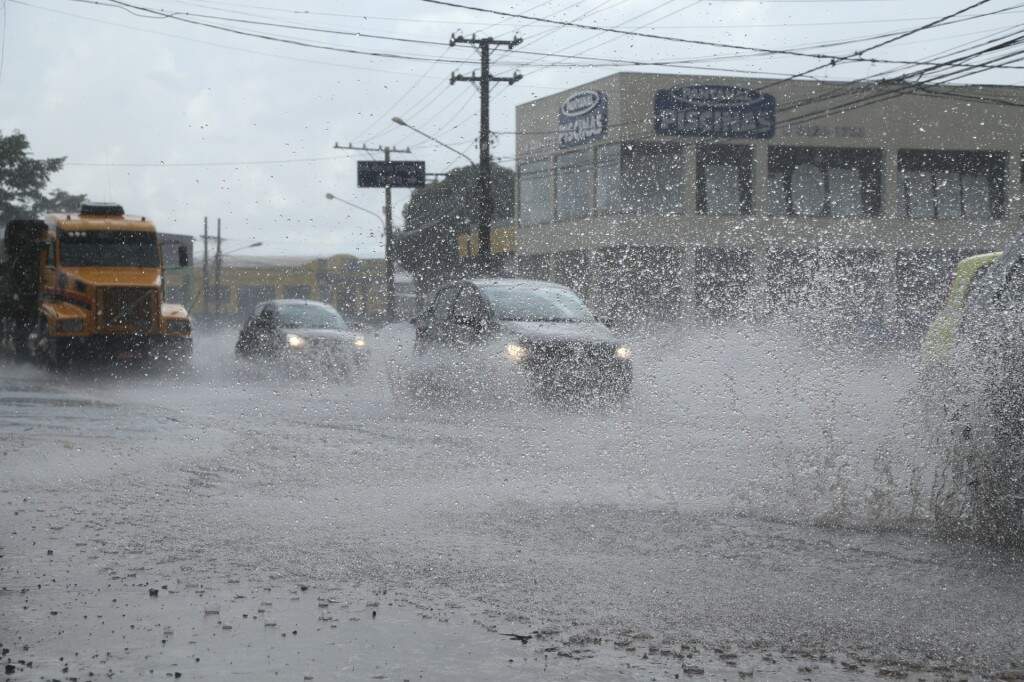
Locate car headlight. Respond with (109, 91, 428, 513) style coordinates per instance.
(505, 342, 528, 362)
(286, 333, 306, 349)
(353, 335, 367, 348)
(57, 318, 84, 333)
(615, 346, 632, 361)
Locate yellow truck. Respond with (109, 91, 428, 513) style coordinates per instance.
(0, 202, 192, 368)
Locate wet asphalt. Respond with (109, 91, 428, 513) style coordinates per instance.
(2, 322, 1024, 680)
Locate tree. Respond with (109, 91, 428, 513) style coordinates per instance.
(0, 131, 86, 225)
(396, 164, 514, 286)
(35, 188, 89, 216)
(401, 164, 514, 233)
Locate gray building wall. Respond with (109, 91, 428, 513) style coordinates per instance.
(509, 73, 1024, 333)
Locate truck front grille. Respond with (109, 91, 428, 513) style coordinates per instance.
(97, 287, 157, 333)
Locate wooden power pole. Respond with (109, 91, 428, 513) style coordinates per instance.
(449, 33, 522, 270)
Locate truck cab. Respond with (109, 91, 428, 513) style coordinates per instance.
(1, 202, 192, 368)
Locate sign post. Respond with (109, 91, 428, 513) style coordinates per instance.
(335, 144, 422, 321)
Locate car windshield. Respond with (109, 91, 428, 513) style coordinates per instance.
(59, 230, 160, 267)
(479, 283, 595, 322)
(275, 304, 348, 330)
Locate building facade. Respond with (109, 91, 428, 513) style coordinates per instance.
(509, 73, 1024, 333)
(193, 254, 390, 323)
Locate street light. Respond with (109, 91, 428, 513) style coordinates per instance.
(391, 116, 476, 167)
(326, 192, 395, 322)
(214, 241, 262, 316)
(222, 241, 263, 255)
(325, 193, 385, 227)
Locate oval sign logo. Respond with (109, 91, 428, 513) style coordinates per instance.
(560, 90, 601, 117)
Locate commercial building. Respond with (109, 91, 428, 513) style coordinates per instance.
(192, 254, 392, 322)
(508, 73, 1024, 332)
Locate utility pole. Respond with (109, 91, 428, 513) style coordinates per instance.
(202, 217, 209, 316)
(449, 33, 522, 271)
(214, 218, 222, 317)
(333, 142, 412, 322)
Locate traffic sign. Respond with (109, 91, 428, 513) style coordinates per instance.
(357, 161, 426, 188)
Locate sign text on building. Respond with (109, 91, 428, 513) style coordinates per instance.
(558, 90, 608, 148)
(654, 85, 775, 139)
(357, 160, 426, 188)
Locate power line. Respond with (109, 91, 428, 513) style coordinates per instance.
(756, 0, 997, 101)
(64, 0, 481, 65)
(122, 0, 1024, 30)
(11, 0, 461, 79)
(776, 44, 1024, 128)
(774, 28, 1024, 121)
(64, 154, 356, 168)
(106, 6, 458, 49)
(420, 0, 1024, 71)
(359, 0, 555, 146)
(46, 0, 1024, 73)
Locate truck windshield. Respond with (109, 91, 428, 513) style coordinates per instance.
(59, 230, 160, 267)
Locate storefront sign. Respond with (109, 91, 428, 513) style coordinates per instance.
(558, 90, 608, 148)
(654, 85, 775, 138)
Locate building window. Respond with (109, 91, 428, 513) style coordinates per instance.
(518, 158, 553, 225)
(697, 145, 752, 216)
(596, 144, 620, 212)
(556, 150, 593, 220)
(767, 147, 882, 217)
(621, 143, 685, 215)
(897, 150, 1006, 220)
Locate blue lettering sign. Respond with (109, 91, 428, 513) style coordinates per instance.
(654, 85, 775, 139)
(558, 90, 608, 148)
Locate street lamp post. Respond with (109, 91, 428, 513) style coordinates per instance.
(214, 241, 262, 317)
(391, 117, 476, 167)
(392, 116, 492, 271)
(325, 192, 394, 322)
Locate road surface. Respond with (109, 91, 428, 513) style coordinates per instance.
(3, 323, 1024, 680)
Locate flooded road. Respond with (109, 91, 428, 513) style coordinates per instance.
(3, 323, 1024, 680)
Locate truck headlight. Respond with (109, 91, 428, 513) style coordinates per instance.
(615, 346, 632, 361)
(505, 342, 528, 362)
(57, 318, 84, 334)
(353, 335, 367, 348)
(286, 333, 306, 349)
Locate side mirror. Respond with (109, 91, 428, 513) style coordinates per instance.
(178, 246, 190, 267)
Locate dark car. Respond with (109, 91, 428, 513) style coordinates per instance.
(235, 299, 368, 376)
(410, 278, 632, 400)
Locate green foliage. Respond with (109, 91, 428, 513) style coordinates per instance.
(401, 164, 514, 232)
(0, 131, 85, 224)
(396, 164, 514, 283)
(35, 188, 89, 216)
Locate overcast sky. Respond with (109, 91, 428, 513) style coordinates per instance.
(1, 0, 1020, 258)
